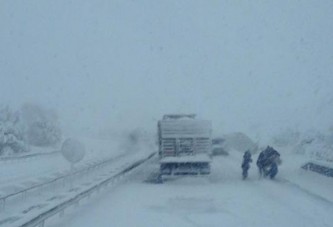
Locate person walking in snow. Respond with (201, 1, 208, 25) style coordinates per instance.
(256, 149, 266, 178)
(242, 150, 252, 179)
(257, 146, 281, 179)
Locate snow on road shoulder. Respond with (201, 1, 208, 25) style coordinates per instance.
(49, 150, 333, 227)
(278, 151, 333, 203)
(0, 135, 154, 204)
(0, 136, 156, 227)
(0, 137, 127, 187)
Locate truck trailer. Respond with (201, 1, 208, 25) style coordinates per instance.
(158, 114, 212, 176)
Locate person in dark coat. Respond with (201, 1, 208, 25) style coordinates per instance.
(257, 146, 281, 179)
(266, 146, 280, 178)
(241, 150, 252, 179)
(268, 162, 278, 179)
(256, 150, 266, 178)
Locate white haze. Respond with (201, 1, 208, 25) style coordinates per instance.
(1, 0, 333, 141)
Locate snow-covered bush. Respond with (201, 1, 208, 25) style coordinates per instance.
(20, 104, 62, 147)
(0, 106, 29, 155)
(295, 130, 333, 162)
(26, 121, 62, 147)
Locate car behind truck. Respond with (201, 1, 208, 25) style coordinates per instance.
(158, 114, 212, 177)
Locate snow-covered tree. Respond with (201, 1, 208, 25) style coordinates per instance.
(0, 105, 29, 155)
(20, 103, 62, 147)
(294, 129, 333, 162)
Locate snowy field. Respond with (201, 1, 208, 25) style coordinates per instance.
(46, 150, 333, 227)
(0, 137, 126, 192)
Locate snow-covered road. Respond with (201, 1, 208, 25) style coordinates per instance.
(48, 151, 333, 227)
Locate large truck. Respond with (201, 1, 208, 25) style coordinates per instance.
(158, 114, 212, 176)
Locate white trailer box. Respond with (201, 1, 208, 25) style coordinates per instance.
(158, 114, 212, 175)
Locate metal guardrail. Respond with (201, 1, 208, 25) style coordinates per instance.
(0, 151, 59, 162)
(0, 152, 129, 211)
(302, 162, 333, 177)
(17, 152, 155, 227)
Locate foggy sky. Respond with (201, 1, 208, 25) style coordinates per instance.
(1, 0, 333, 141)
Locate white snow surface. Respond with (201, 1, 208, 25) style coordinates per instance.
(0, 136, 130, 195)
(47, 149, 333, 227)
(0, 135, 156, 226)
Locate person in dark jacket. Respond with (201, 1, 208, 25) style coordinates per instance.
(257, 146, 281, 179)
(256, 150, 266, 178)
(268, 162, 278, 179)
(241, 150, 252, 179)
